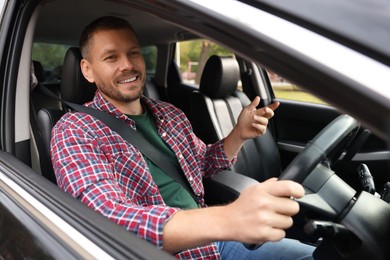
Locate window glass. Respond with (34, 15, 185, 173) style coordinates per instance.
(268, 70, 327, 105)
(175, 39, 234, 85)
(141, 46, 158, 78)
(32, 42, 71, 83)
(0, 195, 58, 258)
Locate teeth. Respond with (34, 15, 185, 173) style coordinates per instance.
(119, 76, 137, 84)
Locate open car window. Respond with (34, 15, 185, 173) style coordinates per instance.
(268, 70, 327, 105)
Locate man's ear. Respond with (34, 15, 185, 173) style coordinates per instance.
(80, 59, 95, 83)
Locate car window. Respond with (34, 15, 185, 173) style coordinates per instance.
(0, 195, 63, 258)
(268, 70, 327, 105)
(32, 42, 71, 84)
(175, 39, 234, 85)
(141, 45, 158, 79)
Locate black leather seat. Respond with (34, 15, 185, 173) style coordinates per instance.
(36, 47, 96, 183)
(60, 47, 97, 105)
(167, 61, 199, 122)
(30, 60, 63, 182)
(191, 55, 282, 182)
(30, 60, 62, 120)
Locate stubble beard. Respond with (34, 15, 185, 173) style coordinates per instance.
(98, 74, 145, 103)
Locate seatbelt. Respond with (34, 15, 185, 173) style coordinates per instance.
(38, 85, 200, 203)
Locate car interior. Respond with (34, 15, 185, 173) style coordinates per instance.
(28, 0, 293, 190)
(2, 0, 390, 259)
(23, 0, 388, 189)
(5, 0, 388, 169)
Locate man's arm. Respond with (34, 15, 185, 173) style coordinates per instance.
(223, 96, 280, 161)
(163, 178, 304, 254)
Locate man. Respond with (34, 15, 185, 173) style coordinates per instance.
(51, 16, 314, 259)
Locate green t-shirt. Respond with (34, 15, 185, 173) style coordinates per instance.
(127, 108, 198, 210)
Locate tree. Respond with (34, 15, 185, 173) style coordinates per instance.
(179, 39, 234, 84)
(32, 43, 70, 70)
(195, 40, 212, 84)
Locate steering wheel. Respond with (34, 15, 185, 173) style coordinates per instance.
(277, 115, 390, 259)
(279, 114, 360, 183)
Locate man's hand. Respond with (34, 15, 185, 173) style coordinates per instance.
(162, 178, 304, 253)
(224, 178, 304, 244)
(223, 96, 280, 160)
(235, 96, 280, 141)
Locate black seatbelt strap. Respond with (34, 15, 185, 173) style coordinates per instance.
(38, 85, 199, 203)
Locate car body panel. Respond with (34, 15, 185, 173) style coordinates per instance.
(247, 0, 390, 65)
(0, 151, 173, 259)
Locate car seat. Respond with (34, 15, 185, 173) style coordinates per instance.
(191, 55, 282, 181)
(35, 47, 95, 183)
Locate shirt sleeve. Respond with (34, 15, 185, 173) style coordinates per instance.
(184, 117, 236, 178)
(79, 179, 178, 247)
(202, 138, 237, 178)
(51, 117, 179, 248)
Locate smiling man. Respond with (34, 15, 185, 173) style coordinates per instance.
(80, 23, 146, 114)
(51, 16, 314, 259)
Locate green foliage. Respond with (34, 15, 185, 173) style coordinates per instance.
(32, 43, 70, 70)
(178, 40, 233, 72)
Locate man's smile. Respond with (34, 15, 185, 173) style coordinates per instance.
(117, 75, 138, 84)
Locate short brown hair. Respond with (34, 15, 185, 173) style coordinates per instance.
(79, 16, 137, 60)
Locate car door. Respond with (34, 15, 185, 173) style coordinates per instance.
(0, 1, 173, 259)
(0, 151, 172, 259)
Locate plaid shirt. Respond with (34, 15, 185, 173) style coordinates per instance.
(51, 91, 235, 259)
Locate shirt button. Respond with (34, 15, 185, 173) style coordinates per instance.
(188, 176, 194, 182)
(178, 153, 183, 159)
(161, 132, 167, 137)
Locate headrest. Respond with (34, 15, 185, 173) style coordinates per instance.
(61, 47, 96, 104)
(33, 60, 45, 82)
(199, 55, 240, 98)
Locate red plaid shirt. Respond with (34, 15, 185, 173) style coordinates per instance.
(51, 91, 235, 259)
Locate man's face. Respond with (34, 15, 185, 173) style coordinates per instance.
(83, 28, 146, 105)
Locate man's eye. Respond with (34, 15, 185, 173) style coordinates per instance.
(129, 51, 140, 57)
(105, 55, 116, 61)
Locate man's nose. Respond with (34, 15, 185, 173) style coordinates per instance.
(119, 56, 134, 71)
